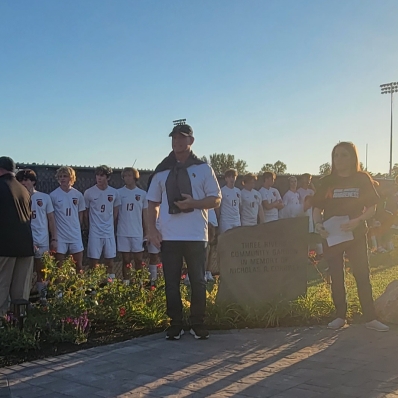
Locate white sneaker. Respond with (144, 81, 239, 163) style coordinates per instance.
(366, 320, 389, 332)
(327, 318, 346, 329)
(205, 271, 214, 282)
(377, 247, 388, 254)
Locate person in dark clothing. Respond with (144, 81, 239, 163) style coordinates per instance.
(0, 157, 34, 315)
(313, 142, 389, 332)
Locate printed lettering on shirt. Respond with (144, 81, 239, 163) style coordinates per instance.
(333, 188, 359, 199)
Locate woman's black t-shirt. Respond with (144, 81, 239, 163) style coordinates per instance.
(312, 172, 379, 222)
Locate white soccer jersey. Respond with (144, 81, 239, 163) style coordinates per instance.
(280, 190, 302, 219)
(31, 191, 54, 246)
(240, 189, 262, 227)
(117, 186, 147, 238)
(259, 186, 282, 222)
(50, 187, 85, 243)
(297, 187, 315, 232)
(146, 163, 221, 241)
(84, 185, 121, 238)
(297, 187, 314, 204)
(220, 186, 241, 225)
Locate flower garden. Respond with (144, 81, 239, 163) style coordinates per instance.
(1, 244, 398, 368)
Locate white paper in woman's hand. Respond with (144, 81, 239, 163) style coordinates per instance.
(323, 216, 354, 247)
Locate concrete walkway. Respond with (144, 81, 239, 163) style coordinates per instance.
(1, 325, 397, 398)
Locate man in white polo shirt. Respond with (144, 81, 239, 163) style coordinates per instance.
(259, 172, 284, 223)
(84, 165, 121, 280)
(147, 123, 221, 340)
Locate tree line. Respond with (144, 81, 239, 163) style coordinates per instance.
(202, 153, 397, 178)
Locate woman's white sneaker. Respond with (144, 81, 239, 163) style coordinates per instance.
(327, 318, 346, 329)
(365, 320, 389, 332)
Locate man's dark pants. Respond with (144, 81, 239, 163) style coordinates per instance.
(323, 234, 376, 322)
(161, 241, 207, 326)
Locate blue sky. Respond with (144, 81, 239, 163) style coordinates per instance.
(1, 0, 397, 175)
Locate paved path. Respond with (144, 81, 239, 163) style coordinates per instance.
(1, 325, 398, 398)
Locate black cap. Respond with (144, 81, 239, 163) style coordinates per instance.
(169, 124, 194, 137)
(0, 156, 16, 172)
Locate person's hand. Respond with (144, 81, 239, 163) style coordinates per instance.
(315, 223, 329, 239)
(148, 229, 163, 250)
(174, 194, 195, 210)
(341, 218, 361, 232)
(275, 202, 284, 210)
(50, 239, 57, 252)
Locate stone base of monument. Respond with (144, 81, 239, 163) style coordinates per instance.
(216, 217, 309, 306)
(374, 280, 398, 324)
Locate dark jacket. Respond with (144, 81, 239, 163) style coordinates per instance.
(0, 174, 34, 257)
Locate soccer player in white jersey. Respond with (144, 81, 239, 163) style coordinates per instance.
(146, 219, 161, 285)
(298, 173, 323, 256)
(215, 169, 241, 234)
(259, 172, 284, 223)
(116, 167, 148, 285)
(280, 176, 303, 219)
(50, 166, 85, 272)
(16, 169, 57, 298)
(84, 165, 120, 280)
(240, 173, 265, 226)
(297, 173, 315, 231)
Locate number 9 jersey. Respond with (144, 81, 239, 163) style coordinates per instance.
(84, 185, 121, 238)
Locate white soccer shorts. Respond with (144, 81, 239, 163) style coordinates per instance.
(88, 236, 116, 259)
(57, 240, 84, 255)
(219, 221, 241, 234)
(117, 236, 144, 253)
(147, 242, 160, 254)
(34, 245, 50, 259)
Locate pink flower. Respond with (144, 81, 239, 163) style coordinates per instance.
(119, 307, 126, 317)
(126, 263, 133, 269)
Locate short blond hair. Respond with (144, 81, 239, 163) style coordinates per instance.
(55, 166, 76, 185)
(121, 167, 139, 180)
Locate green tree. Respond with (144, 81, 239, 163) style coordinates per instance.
(204, 153, 248, 175)
(319, 162, 331, 176)
(259, 161, 287, 175)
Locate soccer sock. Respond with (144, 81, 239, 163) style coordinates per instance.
(149, 264, 158, 281)
(370, 236, 377, 250)
(316, 243, 323, 255)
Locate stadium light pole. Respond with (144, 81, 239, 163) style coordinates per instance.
(380, 82, 398, 176)
(173, 119, 186, 126)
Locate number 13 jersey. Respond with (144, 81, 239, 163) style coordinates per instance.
(116, 186, 147, 238)
(50, 187, 85, 243)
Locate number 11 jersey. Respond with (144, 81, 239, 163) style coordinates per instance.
(50, 187, 85, 243)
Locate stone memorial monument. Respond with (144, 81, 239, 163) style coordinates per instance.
(217, 217, 309, 306)
(374, 280, 398, 324)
